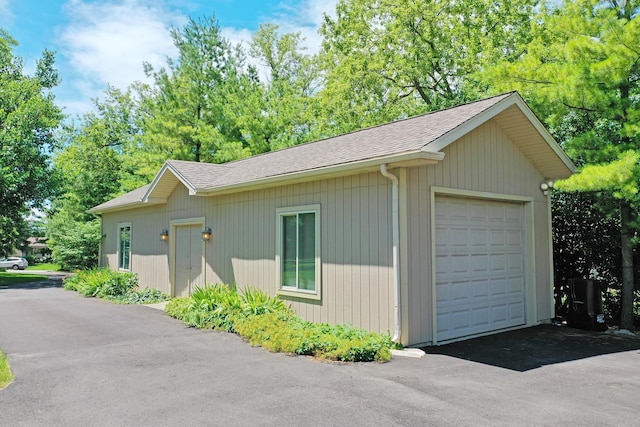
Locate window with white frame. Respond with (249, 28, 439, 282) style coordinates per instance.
(276, 205, 320, 298)
(118, 223, 132, 270)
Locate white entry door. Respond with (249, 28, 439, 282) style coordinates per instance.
(174, 224, 203, 297)
(435, 196, 526, 342)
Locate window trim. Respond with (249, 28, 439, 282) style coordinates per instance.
(117, 222, 132, 271)
(276, 204, 321, 300)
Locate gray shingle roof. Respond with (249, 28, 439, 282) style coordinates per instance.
(167, 93, 513, 191)
(89, 184, 150, 213)
(90, 92, 574, 214)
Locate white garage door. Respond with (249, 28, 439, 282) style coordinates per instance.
(435, 196, 526, 342)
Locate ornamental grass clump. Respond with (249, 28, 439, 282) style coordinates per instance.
(63, 268, 113, 297)
(187, 284, 243, 330)
(166, 284, 393, 362)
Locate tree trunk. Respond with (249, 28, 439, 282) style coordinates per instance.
(620, 201, 635, 331)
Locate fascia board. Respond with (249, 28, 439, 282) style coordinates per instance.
(142, 162, 198, 202)
(196, 150, 445, 196)
(87, 199, 164, 215)
(427, 93, 520, 153)
(427, 93, 576, 175)
(511, 96, 577, 174)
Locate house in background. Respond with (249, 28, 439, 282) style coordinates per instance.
(15, 237, 50, 261)
(90, 92, 575, 346)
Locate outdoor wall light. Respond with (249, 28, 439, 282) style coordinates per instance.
(202, 227, 212, 241)
(540, 180, 555, 196)
(160, 229, 169, 241)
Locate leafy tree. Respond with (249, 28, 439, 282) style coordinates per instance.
(48, 88, 142, 270)
(552, 191, 622, 315)
(0, 30, 62, 255)
(243, 24, 323, 151)
(318, 0, 538, 133)
(140, 15, 252, 165)
(480, 0, 640, 329)
(48, 214, 101, 271)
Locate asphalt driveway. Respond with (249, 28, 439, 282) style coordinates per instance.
(1, 277, 638, 426)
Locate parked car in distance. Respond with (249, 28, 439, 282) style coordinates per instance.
(0, 257, 28, 270)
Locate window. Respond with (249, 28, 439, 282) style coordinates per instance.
(118, 223, 132, 270)
(276, 205, 320, 299)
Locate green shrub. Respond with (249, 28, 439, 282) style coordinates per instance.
(106, 287, 170, 304)
(165, 297, 192, 319)
(166, 284, 393, 362)
(234, 311, 306, 353)
(63, 268, 170, 305)
(603, 288, 640, 326)
(63, 269, 112, 296)
(95, 271, 138, 298)
(234, 312, 393, 362)
(0, 349, 13, 389)
(48, 217, 101, 271)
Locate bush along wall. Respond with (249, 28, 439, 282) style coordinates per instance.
(63, 268, 170, 304)
(165, 284, 394, 362)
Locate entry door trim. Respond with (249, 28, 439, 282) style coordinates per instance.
(429, 187, 536, 345)
(170, 217, 206, 297)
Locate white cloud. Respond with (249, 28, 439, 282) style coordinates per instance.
(271, 0, 338, 52)
(59, 0, 185, 105)
(220, 27, 254, 52)
(0, 0, 13, 27)
(54, 0, 338, 116)
(221, 0, 338, 55)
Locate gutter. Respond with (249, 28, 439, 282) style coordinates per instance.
(197, 151, 444, 197)
(379, 164, 401, 343)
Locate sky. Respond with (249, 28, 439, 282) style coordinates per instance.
(0, 0, 337, 117)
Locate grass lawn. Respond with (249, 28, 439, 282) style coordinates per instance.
(0, 350, 12, 389)
(27, 263, 61, 271)
(0, 272, 48, 286)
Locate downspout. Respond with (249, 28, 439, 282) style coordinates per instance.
(97, 214, 103, 268)
(380, 164, 401, 343)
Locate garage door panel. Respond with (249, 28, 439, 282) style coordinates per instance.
(505, 204, 522, 222)
(451, 281, 472, 301)
(469, 203, 487, 221)
(451, 228, 468, 247)
(470, 229, 487, 246)
(472, 308, 490, 327)
(490, 278, 507, 297)
(509, 277, 524, 294)
(509, 301, 525, 319)
(471, 254, 489, 272)
(451, 254, 470, 273)
(436, 196, 526, 342)
(489, 253, 507, 272)
(507, 229, 523, 246)
(472, 280, 489, 298)
(490, 229, 506, 246)
(507, 253, 523, 270)
(491, 305, 508, 323)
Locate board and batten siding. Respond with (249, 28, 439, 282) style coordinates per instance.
(102, 172, 395, 335)
(226, 173, 392, 333)
(405, 119, 552, 345)
(100, 205, 171, 294)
